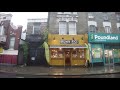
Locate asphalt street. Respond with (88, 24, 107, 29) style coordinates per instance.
(0, 72, 120, 78)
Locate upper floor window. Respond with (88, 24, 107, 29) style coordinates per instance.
(103, 15, 109, 21)
(59, 21, 67, 35)
(104, 26, 111, 33)
(88, 13, 94, 19)
(116, 15, 120, 22)
(9, 37, 15, 50)
(118, 27, 120, 32)
(3, 17, 6, 19)
(89, 25, 96, 33)
(0, 26, 5, 35)
(69, 22, 76, 35)
(33, 25, 40, 34)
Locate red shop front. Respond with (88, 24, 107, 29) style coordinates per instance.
(0, 50, 18, 65)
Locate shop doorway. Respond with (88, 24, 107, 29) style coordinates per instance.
(104, 50, 114, 66)
(65, 50, 71, 66)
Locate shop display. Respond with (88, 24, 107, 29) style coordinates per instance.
(92, 48, 102, 59)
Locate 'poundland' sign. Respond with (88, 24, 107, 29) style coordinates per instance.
(94, 35, 118, 40)
(89, 33, 120, 43)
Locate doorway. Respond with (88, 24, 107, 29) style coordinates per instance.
(65, 49, 71, 66)
(104, 50, 114, 66)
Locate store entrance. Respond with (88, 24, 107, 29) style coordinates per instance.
(65, 49, 71, 66)
(104, 50, 114, 66)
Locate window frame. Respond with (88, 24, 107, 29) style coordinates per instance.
(32, 25, 40, 34)
(68, 21, 76, 35)
(104, 26, 111, 33)
(118, 27, 120, 32)
(103, 15, 109, 21)
(9, 37, 15, 49)
(0, 26, 4, 35)
(88, 13, 94, 19)
(89, 25, 97, 33)
(59, 21, 67, 35)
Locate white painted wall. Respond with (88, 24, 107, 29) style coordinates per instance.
(0, 50, 18, 55)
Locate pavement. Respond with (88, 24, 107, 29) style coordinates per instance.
(0, 64, 120, 76)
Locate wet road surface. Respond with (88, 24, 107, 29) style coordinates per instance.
(0, 72, 120, 78)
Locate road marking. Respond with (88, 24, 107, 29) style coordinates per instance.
(16, 77, 24, 78)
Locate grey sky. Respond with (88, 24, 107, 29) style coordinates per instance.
(3, 12, 48, 30)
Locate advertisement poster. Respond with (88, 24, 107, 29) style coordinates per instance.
(92, 48, 101, 58)
(113, 49, 119, 58)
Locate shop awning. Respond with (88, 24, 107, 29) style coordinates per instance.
(50, 45, 87, 48)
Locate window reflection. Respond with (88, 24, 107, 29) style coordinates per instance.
(79, 49, 85, 59)
(51, 48, 64, 58)
(72, 49, 85, 60)
(92, 48, 102, 59)
(72, 50, 77, 58)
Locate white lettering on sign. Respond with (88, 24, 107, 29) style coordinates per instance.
(94, 35, 118, 40)
(60, 40, 78, 44)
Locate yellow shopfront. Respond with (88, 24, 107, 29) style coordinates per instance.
(48, 34, 89, 66)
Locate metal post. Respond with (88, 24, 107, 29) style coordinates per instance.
(90, 44, 93, 68)
(102, 44, 105, 66)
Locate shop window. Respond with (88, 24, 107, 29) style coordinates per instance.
(79, 49, 85, 59)
(113, 49, 120, 58)
(58, 49, 64, 58)
(72, 50, 78, 59)
(51, 49, 64, 59)
(119, 49, 120, 58)
(92, 48, 103, 59)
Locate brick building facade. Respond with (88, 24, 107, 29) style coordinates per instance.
(0, 13, 22, 50)
(48, 12, 120, 34)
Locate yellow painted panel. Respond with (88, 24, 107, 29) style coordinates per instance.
(71, 60, 85, 66)
(50, 60, 64, 66)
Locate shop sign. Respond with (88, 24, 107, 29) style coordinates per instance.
(60, 40, 79, 44)
(89, 33, 120, 43)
